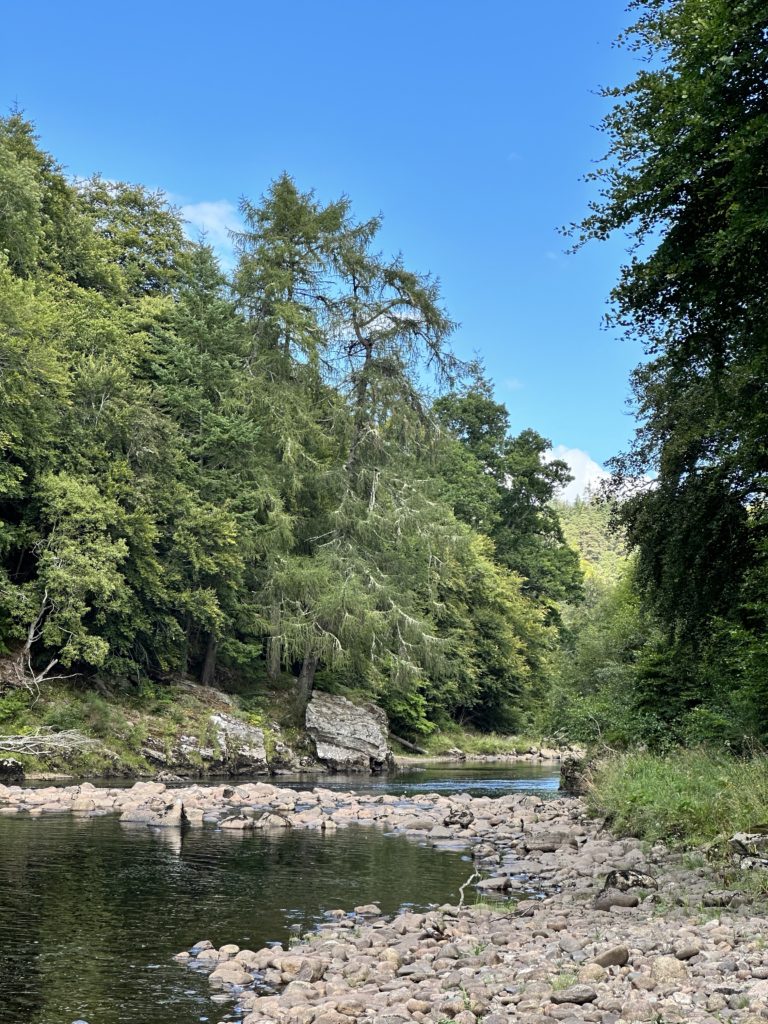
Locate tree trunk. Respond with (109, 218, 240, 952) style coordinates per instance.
(200, 633, 218, 687)
(180, 614, 191, 676)
(296, 653, 318, 714)
(267, 605, 281, 681)
(390, 733, 428, 755)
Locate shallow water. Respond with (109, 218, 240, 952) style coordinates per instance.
(0, 765, 558, 1024)
(278, 760, 561, 798)
(22, 760, 561, 799)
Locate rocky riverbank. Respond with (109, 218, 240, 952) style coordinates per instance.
(0, 673, 579, 780)
(0, 778, 765, 1023)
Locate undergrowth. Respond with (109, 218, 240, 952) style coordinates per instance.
(587, 748, 768, 846)
(421, 724, 542, 757)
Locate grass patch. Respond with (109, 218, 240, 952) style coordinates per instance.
(551, 971, 578, 990)
(0, 670, 310, 777)
(421, 724, 540, 757)
(587, 748, 768, 846)
(471, 895, 519, 914)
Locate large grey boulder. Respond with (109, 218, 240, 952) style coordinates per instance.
(305, 692, 394, 772)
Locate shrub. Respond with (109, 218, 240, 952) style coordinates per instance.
(587, 748, 768, 845)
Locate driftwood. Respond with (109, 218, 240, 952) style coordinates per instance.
(0, 728, 100, 756)
(390, 733, 428, 756)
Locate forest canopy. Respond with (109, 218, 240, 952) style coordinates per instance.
(0, 113, 581, 736)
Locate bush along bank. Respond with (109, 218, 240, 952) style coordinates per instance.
(585, 749, 768, 848)
(0, 673, 579, 780)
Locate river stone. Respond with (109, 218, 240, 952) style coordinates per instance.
(550, 985, 597, 1005)
(578, 963, 607, 983)
(209, 963, 253, 986)
(71, 795, 97, 813)
(604, 868, 658, 891)
(593, 888, 640, 911)
(220, 814, 254, 830)
(674, 944, 700, 960)
(276, 955, 325, 982)
(650, 955, 688, 984)
(444, 808, 474, 828)
(703, 889, 742, 907)
(524, 831, 576, 852)
(305, 692, 394, 772)
(477, 875, 511, 891)
(593, 944, 630, 967)
(621, 996, 656, 1021)
(258, 811, 292, 828)
(120, 798, 187, 828)
(196, 947, 227, 962)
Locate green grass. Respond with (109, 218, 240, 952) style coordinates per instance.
(551, 971, 578, 991)
(587, 748, 768, 846)
(471, 895, 519, 914)
(420, 724, 541, 757)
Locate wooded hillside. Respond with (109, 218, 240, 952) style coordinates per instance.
(0, 114, 580, 736)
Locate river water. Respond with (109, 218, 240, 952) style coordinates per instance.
(0, 763, 559, 1024)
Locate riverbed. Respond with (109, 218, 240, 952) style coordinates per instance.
(0, 764, 559, 1024)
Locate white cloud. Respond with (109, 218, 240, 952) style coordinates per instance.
(503, 376, 523, 391)
(546, 444, 609, 503)
(179, 199, 242, 266)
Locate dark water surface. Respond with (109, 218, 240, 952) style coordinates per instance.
(0, 764, 558, 1024)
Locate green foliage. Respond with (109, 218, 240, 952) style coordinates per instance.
(435, 379, 583, 611)
(421, 725, 535, 756)
(588, 749, 768, 846)
(0, 114, 568, 740)
(542, 563, 662, 746)
(575, 0, 768, 742)
(555, 498, 627, 589)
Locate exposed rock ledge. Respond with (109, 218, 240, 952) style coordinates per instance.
(305, 691, 394, 772)
(140, 712, 270, 776)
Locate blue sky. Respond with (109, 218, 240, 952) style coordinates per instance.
(2, 1, 643, 495)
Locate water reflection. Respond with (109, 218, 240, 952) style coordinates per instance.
(20, 760, 561, 799)
(276, 761, 561, 798)
(0, 816, 472, 1024)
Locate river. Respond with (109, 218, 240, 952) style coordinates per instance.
(0, 762, 559, 1024)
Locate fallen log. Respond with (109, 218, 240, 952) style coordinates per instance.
(390, 733, 428, 755)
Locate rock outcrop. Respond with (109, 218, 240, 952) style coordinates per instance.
(561, 757, 589, 794)
(0, 757, 24, 783)
(208, 714, 269, 774)
(141, 713, 270, 776)
(305, 692, 394, 772)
